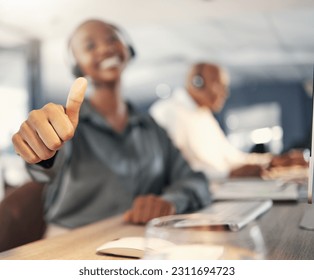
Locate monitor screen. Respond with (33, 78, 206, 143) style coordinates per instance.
(308, 68, 314, 204)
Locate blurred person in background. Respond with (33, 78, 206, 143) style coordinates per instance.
(150, 62, 307, 180)
(11, 20, 211, 234)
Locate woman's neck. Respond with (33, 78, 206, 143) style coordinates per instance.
(89, 80, 128, 133)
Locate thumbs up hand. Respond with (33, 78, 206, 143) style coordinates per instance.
(12, 77, 87, 164)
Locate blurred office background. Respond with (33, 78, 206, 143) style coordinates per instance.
(0, 0, 313, 192)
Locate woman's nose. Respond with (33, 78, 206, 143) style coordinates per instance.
(97, 43, 115, 56)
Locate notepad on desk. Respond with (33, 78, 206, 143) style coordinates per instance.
(96, 237, 175, 258)
(212, 178, 299, 201)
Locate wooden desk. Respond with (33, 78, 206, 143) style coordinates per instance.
(1, 202, 314, 260)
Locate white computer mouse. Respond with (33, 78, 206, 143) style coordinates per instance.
(96, 236, 174, 258)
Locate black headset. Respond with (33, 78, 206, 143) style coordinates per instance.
(69, 23, 136, 78)
(191, 64, 205, 89)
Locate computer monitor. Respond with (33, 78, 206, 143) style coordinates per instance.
(299, 68, 314, 230)
(308, 70, 314, 204)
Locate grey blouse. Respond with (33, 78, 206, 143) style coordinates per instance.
(27, 100, 211, 228)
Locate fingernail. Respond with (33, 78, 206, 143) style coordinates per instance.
(72, 77, 88, 92)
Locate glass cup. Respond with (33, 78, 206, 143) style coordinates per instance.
(143, 214, 266, 260)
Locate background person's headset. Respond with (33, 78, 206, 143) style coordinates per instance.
(191, 64, 205, 89)
(68, 23, 136, 78)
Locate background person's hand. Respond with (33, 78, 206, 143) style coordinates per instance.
(12, 77, 87, 164)
(269, 150, 308, 168)
(123, 194, 176, 225)
(229, 164, 264, 178)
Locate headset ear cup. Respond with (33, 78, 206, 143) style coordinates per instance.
(72, 64, 84, 78)
(128, 45, 136, 59)
(192, 75, 204, 89)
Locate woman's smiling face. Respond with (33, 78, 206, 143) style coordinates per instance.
(70, 20, 130, 83)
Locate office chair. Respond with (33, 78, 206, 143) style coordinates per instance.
(0, 181, 46, 252)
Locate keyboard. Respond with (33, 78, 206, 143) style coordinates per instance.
(175, 200, 273, 232)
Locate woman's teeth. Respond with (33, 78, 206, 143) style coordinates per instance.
(99, 56, 121, 69)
